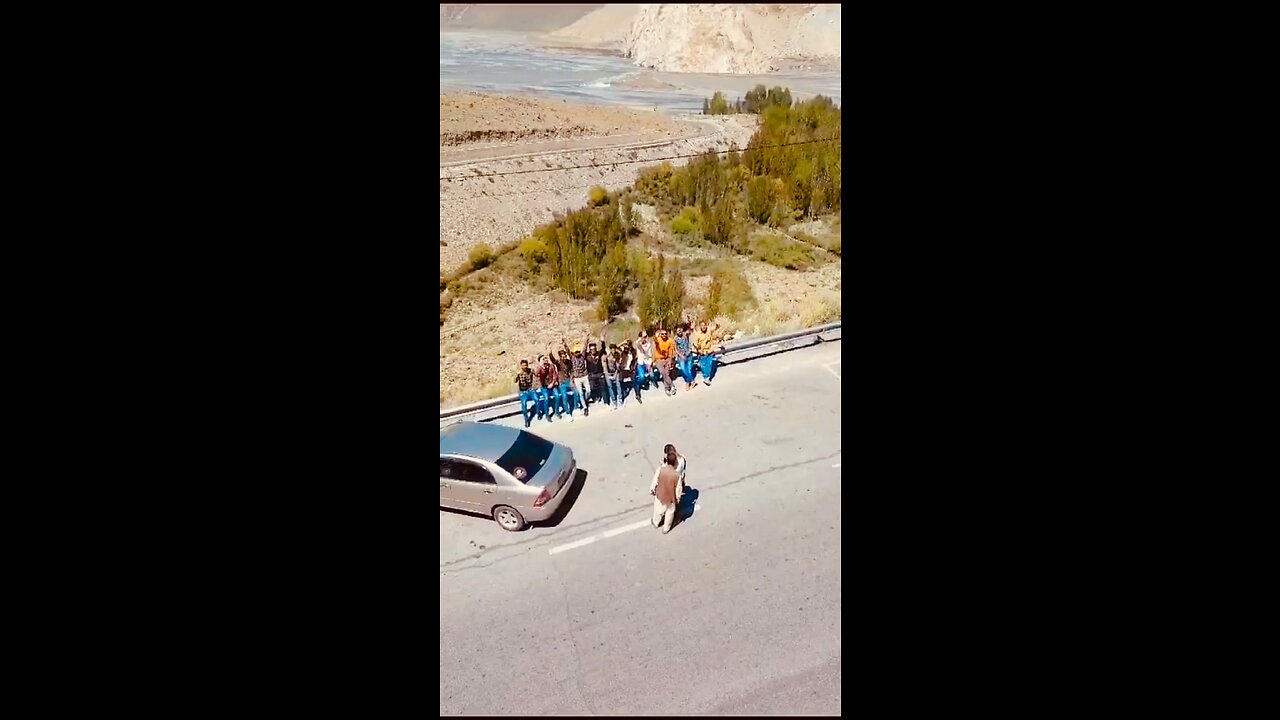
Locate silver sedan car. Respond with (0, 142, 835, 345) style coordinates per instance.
(440, 421, 577, 531)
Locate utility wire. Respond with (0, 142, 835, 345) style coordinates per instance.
(438, 136, 840, 182)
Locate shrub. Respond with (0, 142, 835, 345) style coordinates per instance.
(799, 290, 841, 327)
(748, 233, 818, 270)
(706, 91, 732, 115)
(468, 243, 494, 271)
(747, 176, 774, 224)
(519, 237, 548, 264)
(595, 242, 630, 320)
(704, 262, 755, 320)
(588, 186, 608, 206)
(671, 207, 699, 235)
(637, 254, 684, 330)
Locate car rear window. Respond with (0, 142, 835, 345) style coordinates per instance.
(494, 431, 554, 482)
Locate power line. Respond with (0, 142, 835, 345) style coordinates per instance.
(438, 137, 840, 182)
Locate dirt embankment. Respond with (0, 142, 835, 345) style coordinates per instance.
(440, 93, 680, 146)
(439, 93, 757, 272)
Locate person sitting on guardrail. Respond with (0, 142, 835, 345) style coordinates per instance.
(634, 330, 654, 397)
(602, 344, 622, 410)
(652, 327, 677, 396)
(562, 337, 592, 417)
(550, 347, 576, 422)
(675, 323, 695, 392)
(535, 355, 557, 424)
(692, 321, 723, 387)
(586, 343, 605, 406)
(618, 341, 639, 405)
(515, 359, 538, 428)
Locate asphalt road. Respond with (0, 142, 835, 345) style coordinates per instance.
(440, 341, 842, 715)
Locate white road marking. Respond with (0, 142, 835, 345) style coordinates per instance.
(823, 362, 841, 380)
(694, 503, 702, 512)
(603, 520, 652, 538)
(832, 463, 841, 468)
(548, 535, 600, 555)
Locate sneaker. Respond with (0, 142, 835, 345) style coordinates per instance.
(569, 416, 575, 423)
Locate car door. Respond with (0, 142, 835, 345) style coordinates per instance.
(441, 456, 500, 513)
(440, 458, 471, 511)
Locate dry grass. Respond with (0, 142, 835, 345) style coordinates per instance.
(441, 378, 516, 408)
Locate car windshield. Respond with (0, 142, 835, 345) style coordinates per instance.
(493, 431, 555, 482)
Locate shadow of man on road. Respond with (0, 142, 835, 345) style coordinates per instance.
(675, 486, 700, 527)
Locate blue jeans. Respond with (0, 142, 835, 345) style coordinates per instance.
(559, 380, 574, 416)
(637, 363, 658, 390)
(677, 356, 695, 384)
(519, 390, 538, 423)
(699, 354, 717, 384)
(632, 368, 649, 399)
(605, 375, 622, 405)
(535, 388, 551, 417)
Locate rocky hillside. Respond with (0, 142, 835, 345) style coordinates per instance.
(571, 3, 842, 74)
(440, 4, 601, 32)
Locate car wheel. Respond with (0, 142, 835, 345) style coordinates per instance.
(492, 505, 527, 532)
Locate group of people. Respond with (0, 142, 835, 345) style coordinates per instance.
(513, 319, 727, 427)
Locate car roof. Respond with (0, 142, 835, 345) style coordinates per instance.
(440, 422, 522, 462)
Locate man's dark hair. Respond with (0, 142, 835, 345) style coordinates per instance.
(663, 443, 675, 454)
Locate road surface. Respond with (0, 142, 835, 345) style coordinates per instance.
(440, 341, 842, 715)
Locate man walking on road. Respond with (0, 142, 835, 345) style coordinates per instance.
(650, 451, 682, 534)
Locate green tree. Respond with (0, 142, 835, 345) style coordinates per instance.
(638, 254, 684, 330)
(596, 242, 629, 320)
(747, 176, 774, 224)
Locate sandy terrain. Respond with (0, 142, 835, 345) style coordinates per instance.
(440, 4, 600, 31)
(440, 92, 679, 145)
(546, 4, 639, 46)
(439, 94, 757, 273)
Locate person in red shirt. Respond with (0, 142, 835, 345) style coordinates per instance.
(534, 355, 558, 423)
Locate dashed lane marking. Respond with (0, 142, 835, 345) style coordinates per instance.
(832, 463, 841, 468)
(823, 362, 841, 380)
(548, 535, 601, 555)
(603, 520, 652, 538)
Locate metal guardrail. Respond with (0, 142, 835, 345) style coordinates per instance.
(440, 321, 841, 423)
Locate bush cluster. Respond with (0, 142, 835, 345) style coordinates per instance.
(441, 88, 839, 327)
(702, 85, 794, 115)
